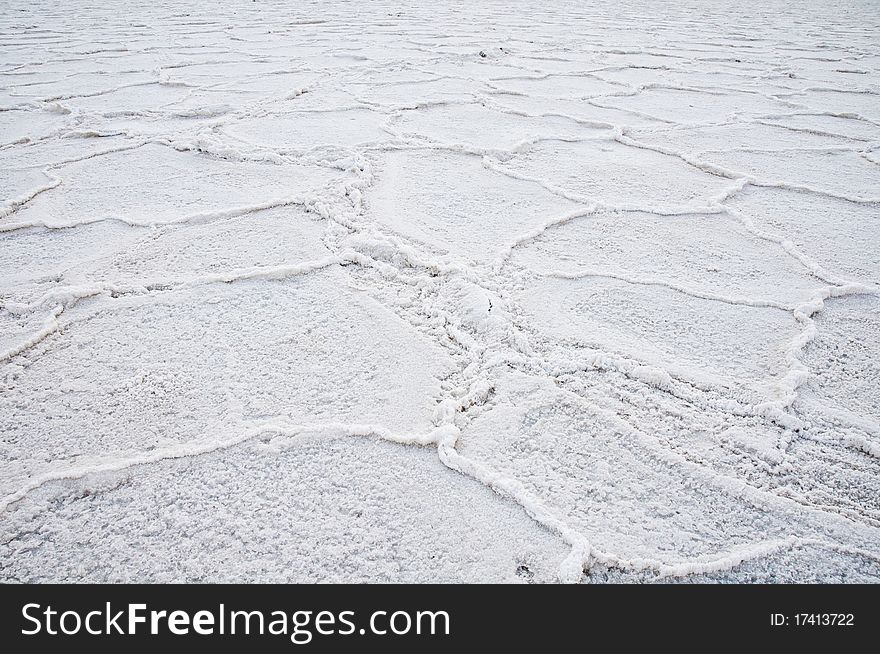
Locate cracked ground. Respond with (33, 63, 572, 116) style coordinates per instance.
(1, 0, 879, 582)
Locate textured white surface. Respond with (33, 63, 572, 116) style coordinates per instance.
(1, 0, 879, 582)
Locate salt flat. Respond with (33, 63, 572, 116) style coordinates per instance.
(1, 0, 879, 583)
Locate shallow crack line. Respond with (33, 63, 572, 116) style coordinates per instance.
(25, 136, 148, 169)
(697, 145, 866, 155)
(541, 268, 795, 310)
(802, 426, 880, 460)
(494, 206, 599, 270)
(0, 193, 311, 233)
(0, 304, 64, 362)
(480, 95, 621, 131)
(744, 118, 872, 143)
(480, 154, 725, 215)
(32, 79, 170, 104)
(0, 170, 62, 219)
(0, 421, 458, 515)
(616, 131, 880, 204)
(755, 110, 880, 128)
(595, 536, 880, 579)
(0, 254, 347, 363)
(0, 140, 150, 220)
